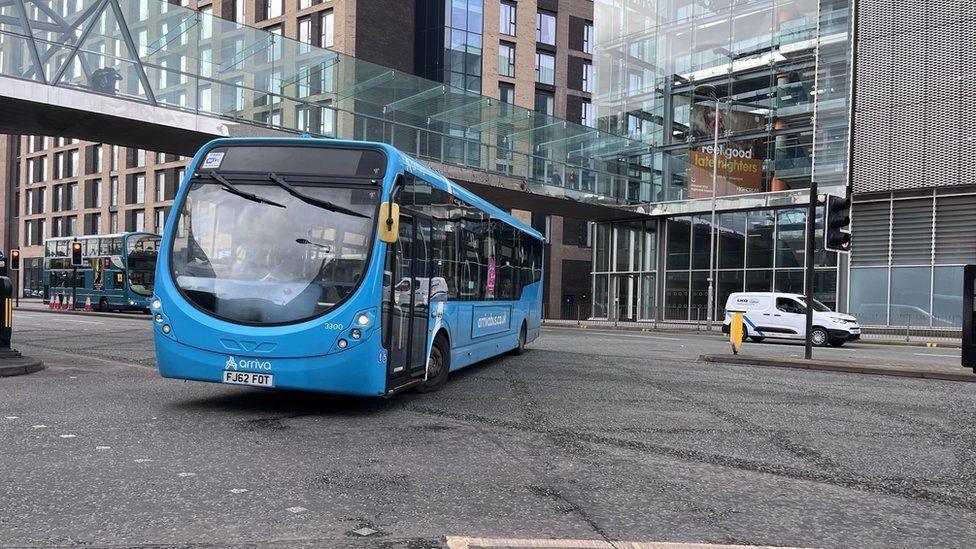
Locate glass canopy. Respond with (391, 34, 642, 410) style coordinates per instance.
(0, 0, 654, 205)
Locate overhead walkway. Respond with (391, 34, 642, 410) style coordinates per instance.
(0, 0, 653, 219)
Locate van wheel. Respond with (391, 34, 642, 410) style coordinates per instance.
(510, 323, 527, 356)
(98, 297, 109, 312)
(416, 336, 449, 393)
(750, 336, 765, 343)
(810, 327, 829, 347)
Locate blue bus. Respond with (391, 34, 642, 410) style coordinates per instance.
(152, 138, 544, 396)
(44, 233, 161, 311)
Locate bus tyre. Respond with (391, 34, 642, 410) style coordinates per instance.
(811, 327, 829, 347)
(511, 323, 527, 356)
(98, 297, 109, 312)
(417, 336, 449, 393)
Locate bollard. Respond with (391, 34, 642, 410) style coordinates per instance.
(0, 277, 11, 349)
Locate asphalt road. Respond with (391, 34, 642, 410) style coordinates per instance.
(2, 311, 976, 548)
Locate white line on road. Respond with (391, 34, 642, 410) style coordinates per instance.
(546, 328, 683, 341)
(15, 314, 103, 325)
(913, 352, 960, 358)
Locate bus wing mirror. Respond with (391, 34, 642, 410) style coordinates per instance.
(378, 202, 400, 243)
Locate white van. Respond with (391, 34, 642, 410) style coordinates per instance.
(722, 292, 860, 347)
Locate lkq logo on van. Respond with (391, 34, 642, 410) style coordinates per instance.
(224, 355, 272, 371)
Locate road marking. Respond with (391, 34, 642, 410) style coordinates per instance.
(59, 434, 76, 438)
(15, 314, 103, 325)
(229, 488, 249, 494)
(445, 538, 803, 549)
(913, 352, 960, 358)
(286, 506, 307, 514)
(32, 425, 47, 428)
(547, 328, 683, 341)
(178, 472, 197, 477)
(96, 446, 111, 450)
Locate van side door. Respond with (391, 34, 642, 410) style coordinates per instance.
(774, 297, 807, 338)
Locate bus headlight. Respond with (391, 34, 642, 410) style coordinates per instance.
(152, 298, 162, 310)
(154, 314, 164, 324)
(350, 328, 361, 340)
(337, 338, 348, 349)
(356, 313, 370, 326)
(162, 324, 171, 334)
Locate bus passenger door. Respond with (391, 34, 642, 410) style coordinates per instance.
(384, 213, 431, 386)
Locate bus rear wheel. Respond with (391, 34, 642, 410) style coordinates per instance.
(98, 297, 109, 312)
(416, 336, 449, 393)
(510, 323, 527, 356)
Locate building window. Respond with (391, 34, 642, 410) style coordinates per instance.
(54, 152, 65, 179)
(264, 0, 282, 20)
(499, 82, 515, 104)
(298, 16, 312, 51)
(133, 210, 146, 232)
(500, 2, 516, 36)
(155, 208, 166, 232)
(582, 61, 593, 93)
(535, 51, 555, 85)
(110, 176, 119, 207)
(320, 9, 334, 48)
(534, 89, 553, 115)
(132, 174, 146, 204)
(536, 10, 556, 45)
(499, 42, 515, 77)
(109, 211, 118, 233)
(69, 150, 78, 177)
(581, 100, 594, 127)
(85, 213, 101, 235)
(155, 172, 165, 202)
(299, 0, 321, 9)
(52, 185, 63, 212)
(110, 145, 118, 172)
(233, 0, 245, 23)
(583, 22, 593, 54)
(67, 182, 77, 210)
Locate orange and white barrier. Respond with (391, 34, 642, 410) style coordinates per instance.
(84, 296, 92, 312)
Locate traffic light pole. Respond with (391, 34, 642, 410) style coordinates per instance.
(804, 181, 817, 360)
(72, 238, 78, 310)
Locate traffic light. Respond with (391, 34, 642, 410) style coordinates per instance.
(9, 249, 19, 271)
(71, 241, 83, 266)
(824, 194, 852, 253)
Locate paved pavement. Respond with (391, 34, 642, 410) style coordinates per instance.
(544, 325, 963, 369)
(2, 312, 976, 548)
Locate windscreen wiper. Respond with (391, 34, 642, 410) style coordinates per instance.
(208, 172, 286, 208)
(267, 173, 369, 219)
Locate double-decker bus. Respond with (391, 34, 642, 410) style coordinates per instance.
(44, 232, 161, 311)
(152, 138, 544, 396)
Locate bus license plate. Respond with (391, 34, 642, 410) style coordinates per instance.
(222, 371, 274, 388)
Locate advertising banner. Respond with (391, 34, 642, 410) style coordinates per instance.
(688, 104, 764, 198)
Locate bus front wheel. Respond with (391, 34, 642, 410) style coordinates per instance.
(98, 297, 109, 312)
(416, 335, 450, 393)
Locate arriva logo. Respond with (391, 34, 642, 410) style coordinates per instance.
(224, 356, 272, 371)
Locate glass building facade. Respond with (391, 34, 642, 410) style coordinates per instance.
(589, 0, 854, 322)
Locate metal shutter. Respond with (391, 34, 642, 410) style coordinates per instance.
(935, 194, 976, 264)
(851, 201, 890, 266)
(891, 199, 933, 265)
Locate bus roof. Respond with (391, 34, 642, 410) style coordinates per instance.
(195, 137, 546, 243)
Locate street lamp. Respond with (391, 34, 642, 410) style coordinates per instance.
(695, 84, 722, 331)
